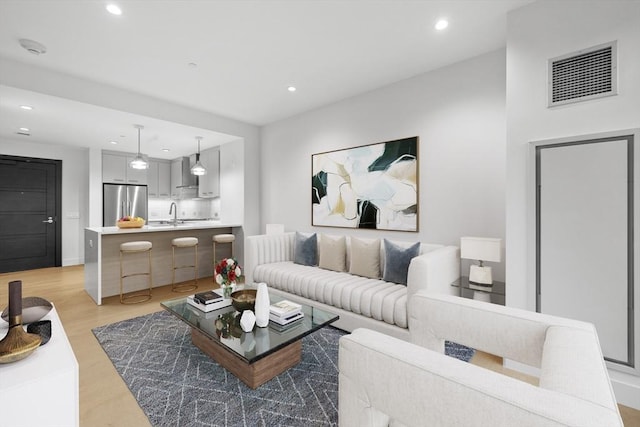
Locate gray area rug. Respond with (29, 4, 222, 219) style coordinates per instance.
(93, 310, 474, 427)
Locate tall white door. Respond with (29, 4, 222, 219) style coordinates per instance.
(537, 136, 633, 366)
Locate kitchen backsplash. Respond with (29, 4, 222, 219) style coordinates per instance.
(148, 198, 220, 221)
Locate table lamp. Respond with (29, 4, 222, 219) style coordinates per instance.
(460, 237, 502, 286)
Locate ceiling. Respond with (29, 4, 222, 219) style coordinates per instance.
(0, 0, 532, 159)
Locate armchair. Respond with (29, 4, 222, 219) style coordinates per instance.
(338, 293, 622, 427)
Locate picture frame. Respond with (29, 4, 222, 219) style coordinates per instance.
(311, 136, 419, 231)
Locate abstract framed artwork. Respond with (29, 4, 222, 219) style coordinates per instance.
(312, 136, 418, 231)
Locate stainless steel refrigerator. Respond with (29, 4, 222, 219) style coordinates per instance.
(103, 183, 148, 226)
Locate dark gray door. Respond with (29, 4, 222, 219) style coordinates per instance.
(0, 155, 62, 273)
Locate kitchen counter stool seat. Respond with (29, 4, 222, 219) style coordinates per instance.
(212, 234, 235, 265)
(172, 237, 199, 292)
(119, 240, 153, 304)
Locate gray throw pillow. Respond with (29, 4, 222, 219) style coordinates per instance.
(294, 232, 318, 266)
(382, 239, 420, 285)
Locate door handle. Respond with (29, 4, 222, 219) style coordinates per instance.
(42, 217, 54, 224)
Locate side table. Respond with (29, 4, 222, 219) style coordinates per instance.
(451, 276, 505, 305)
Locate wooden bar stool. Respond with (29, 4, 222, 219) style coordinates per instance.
(119, 241, 153, 304)
(172, 237, 199, 292)
(212, 234, 235, 264)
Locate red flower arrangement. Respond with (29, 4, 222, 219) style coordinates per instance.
(215, 258, 242, 286)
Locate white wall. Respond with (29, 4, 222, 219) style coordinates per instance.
(260, 49, 506, 278)
(506, 0, 640, 408)
(220, 139, 245, 225)
(219, 138, 246, 262)
(0, 137, 89, 266)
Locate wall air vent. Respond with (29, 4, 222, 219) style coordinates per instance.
(548, 41, 617, 107)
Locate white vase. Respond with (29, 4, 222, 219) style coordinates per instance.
(255, 282, 270, 327)
(240, 310, 256, 332)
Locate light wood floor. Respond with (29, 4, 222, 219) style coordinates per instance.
(1, 266, 638, 426)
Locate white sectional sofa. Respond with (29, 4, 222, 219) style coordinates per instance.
(244, 232, 459, 341)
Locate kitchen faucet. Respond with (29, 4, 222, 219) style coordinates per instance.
(169, 202, 177, 225)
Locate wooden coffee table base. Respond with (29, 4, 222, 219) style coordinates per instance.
(191, 328, 302, 389)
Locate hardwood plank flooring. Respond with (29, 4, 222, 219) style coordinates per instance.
(1, 266, 638, 427)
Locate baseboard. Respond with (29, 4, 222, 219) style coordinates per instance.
(62, 258, 82, 266)
(609, 370, 640, 410)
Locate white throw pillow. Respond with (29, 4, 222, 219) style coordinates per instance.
(349, 237, 381, 279)
(318, 234, 347, 272)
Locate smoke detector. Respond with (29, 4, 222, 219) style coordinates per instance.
(19, 38, 47, 55)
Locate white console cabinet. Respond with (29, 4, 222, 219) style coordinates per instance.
(0, 306, 79, 427)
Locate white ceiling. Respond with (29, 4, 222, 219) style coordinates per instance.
(0, 0, 532, 159)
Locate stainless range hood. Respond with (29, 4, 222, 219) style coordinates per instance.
(176, 156, 198, 189)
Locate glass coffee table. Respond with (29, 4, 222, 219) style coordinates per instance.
(161, 294, 339, 389)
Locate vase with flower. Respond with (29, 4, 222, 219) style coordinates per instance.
(215, 257, 242, 299)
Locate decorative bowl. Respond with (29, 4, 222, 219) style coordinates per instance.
(116, 219, 145, 228)
(230, 289, 257, 312)
(1, 296, 53, 324)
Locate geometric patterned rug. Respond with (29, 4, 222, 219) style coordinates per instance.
(93, 310, 474, 427)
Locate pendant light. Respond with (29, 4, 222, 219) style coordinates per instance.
(129, 124, 148, 170)
(190, 136, 207, 176)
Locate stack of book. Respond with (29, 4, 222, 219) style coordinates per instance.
(269, 300, 304, 325)
(187, 289, 232, 313)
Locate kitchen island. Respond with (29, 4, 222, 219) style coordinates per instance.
(84, 222, 242, 305)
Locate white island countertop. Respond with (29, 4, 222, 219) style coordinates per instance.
(87, 221, 242, 235)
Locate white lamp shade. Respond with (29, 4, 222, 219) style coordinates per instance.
(460, 237, 502, 262)
(129, 154, 148, 170)
(190, 161, 207, 176)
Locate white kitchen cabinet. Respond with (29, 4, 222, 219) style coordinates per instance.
(158, 161, 171, 197)
(102, 153, 127, 183)
(171, 158, 182, 199)
(147, 160, 159, 197)
(125, 156, 148, 185)
(147, 159, 171, 198)
(198, 148, 220, 198)
(102, 152, 148, 185)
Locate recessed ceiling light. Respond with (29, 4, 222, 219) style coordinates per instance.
(19, 38, 47, 55)
(20, 105, 33, 110)
(162, 148, 170, 152)
(19, 127, 30, 132)
(110, 141, 118, 145)
(435, 19, 448, 31)
(106, 4, 122, 15)
(287, 86, 297, 92)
